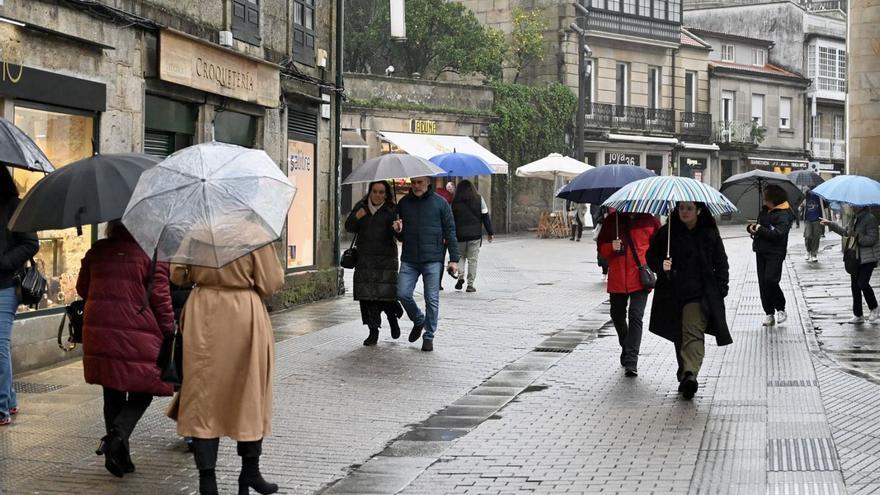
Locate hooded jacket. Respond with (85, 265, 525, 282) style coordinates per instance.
(752, 202, 795, 256)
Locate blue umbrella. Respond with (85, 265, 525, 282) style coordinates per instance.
(430, 152, 494, 177)
(812, 175, 880, 206)
(556, 164, 655, 204)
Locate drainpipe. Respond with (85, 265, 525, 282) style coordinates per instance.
(334, 0, 344, 283)
(671, 48, 678, 177)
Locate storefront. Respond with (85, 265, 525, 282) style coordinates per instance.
(285, 105, 318, 271)
(747, 156, 810, 174)
(676, 142, 720, 188)
(584, 135, 677, 176)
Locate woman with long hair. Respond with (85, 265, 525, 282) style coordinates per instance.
(344, 181, 403, 345)
(647, 202, 731, 400)
(451, 179, 494, 292)
(821, 206, 880, 323)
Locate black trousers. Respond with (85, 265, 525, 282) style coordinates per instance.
(756, 253, 786, 315)
(103, 387, 152, 439)
(191, 437, 264, 470)
(609, 291, 648, 368)
(570, 216, 583, 240)
(359, 300, 403, 329)
(852, 262, 878, 317)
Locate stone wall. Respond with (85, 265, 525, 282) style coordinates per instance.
(345, 73, 495, 112)
(847, 0, 880, 176)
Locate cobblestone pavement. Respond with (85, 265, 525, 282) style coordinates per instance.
(2, 229, 879, 494)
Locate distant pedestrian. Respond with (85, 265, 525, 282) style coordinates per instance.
(747, 185, 795, 327)
(0, 168, 38, 427)
(168, 244, 284, 495)
(592, 205, 609, 281)
(567, 200, 587, 242)
(647, 202, 731, 400)
(393, 176, 460, 352)
(803, 190, 825, 262)
(345, 181, 404, 346)
(451, 180, 494, 293)
(821, 207, 880, 324)
(597, 211, 660, 377)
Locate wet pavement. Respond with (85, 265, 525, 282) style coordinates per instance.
(2, 228, 880, 494)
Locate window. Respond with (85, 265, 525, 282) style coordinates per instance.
(585, 58, 596, 113)
(624, 0, 636, 14)
(287, 108, 318, 269)
(591, 0, 604, 8)
(812, 113, 822, 139)
(721, 90, 735, 123)
(721, 44, 735, 62)
(608, 0, 619, 10)
(616, 63, 629, 107)
(779, 97, 792, 129)
(639, 0, 650, 16)
(292, 0, 316, 66)
(669, 0, 680, 22)
(215, 110, 257, 147)
(752, 48, 766, 66)
(751, 94, 764, 126)
(807, 44, 816, 78)
(653, 0, 667, 20)
(231, 0, 261, 46)
(685, 71, 696, 114)
(817, 46, 847, 92)
(648, 67, 661, 110)
(833, 114, 845, 141)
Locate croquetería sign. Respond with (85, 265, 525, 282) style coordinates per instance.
(159, 30, 279, 107)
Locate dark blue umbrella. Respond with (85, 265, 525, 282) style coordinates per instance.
(556, 164, 655, 204)
(430, 152, 494, 177)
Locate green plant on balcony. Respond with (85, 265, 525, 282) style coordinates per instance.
(750, 121, 767, 144)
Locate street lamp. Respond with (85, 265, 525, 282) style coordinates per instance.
(571, 2, 591, 164)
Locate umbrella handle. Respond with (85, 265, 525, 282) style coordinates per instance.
(74, 206, 85, 237)
(667, 202, 671, 259)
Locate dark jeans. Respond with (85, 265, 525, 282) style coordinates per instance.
(570, 216, 583, 240)
(609, 291, 648, 368)
(756, 253, 786, 315)
(359, 300, 403, 329)
(852, 262, 878, 317)
(103, 387, 152, 439)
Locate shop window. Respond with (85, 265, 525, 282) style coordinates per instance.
(646, 155, 663, 176)
(232, 0, 261, 46)
(214, 110, 256, 148)
(144, 95, 195, 158)
(286, 108, 317, 270)
(13, 105, 94, 312)
(292, 0, 316, 66)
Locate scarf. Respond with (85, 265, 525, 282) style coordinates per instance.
(368, 200, 384, 215)
(771, 201, 791, 211)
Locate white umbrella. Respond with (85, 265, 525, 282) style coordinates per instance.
(515, 153, 592, 180)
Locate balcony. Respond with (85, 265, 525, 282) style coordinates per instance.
(678, 112, 712, 141)
(584, 103, 675, 134)
(585, 9, 680, 45)
(810, 138, 846, 160)
(714, 121, 762, 149)
(800, 0, 847, 12)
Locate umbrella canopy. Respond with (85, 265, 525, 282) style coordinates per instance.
(515, 153, 591, 181)
(9, 153, 160, 234)
(812, 175, 880, 207)
(557, 164, 655, 204)
(122, 142, 296, 268)
(342, 153, 444, 184)
(430, 152, 494, 177)
(602, 176, 738, 217)
(0, 116, 54, 173)
(720, 169, 803, 220)
(787, 170, 824, 189)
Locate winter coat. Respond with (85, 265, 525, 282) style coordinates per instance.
(76, 233, 175, 396)
(646, 221, 732, 346)
(167, 244, 284, 441)
(0, 197, 39, 289)
(597, 213, 660, 294)
(827, 209, 880, 264)
(752, 203, 795, 256)
(452, 195, 493, 242)
(396, 186, 460, 264)
(345, 200, 399, 301)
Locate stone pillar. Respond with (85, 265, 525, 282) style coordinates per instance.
(848, 0, 880, 177)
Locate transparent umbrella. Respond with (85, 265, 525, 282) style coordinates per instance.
(122, 142, 296, 268)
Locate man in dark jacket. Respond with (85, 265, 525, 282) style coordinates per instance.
(394, 177, 460, 352)
(748, 185, 795, 327)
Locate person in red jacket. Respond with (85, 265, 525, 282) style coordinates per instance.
(76, 220, 174, 478)
(597, 211, 660, 377)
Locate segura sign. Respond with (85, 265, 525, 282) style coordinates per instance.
(159, 30, 279, 107)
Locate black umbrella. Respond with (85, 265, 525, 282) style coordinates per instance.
(0, 117, 54, 173)
(787, 170, 824, 189)
(9, 153, 160, 234)
(720, 169, 804, 220)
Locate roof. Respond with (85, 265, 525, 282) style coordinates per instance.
(680, 28, 712, 50)
(685, 27, 775, 48)
(709, 61, 810, 83)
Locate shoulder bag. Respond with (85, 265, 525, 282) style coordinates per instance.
(16, 258, 47, 309)
(626, 235, 657, 289)
(340, 233, 358, 269)
(844, 233, 861, 275)
(156, 324, 183, 385)
(57, 300, 85, 352)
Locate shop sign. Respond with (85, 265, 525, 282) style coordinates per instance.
(680, 157, 707, 170)
(411, 119, 437, 134)
(607, 152, 640, 166)
(159, 30, 280, 107)
(749, 157, 809, 170)
(287, 140, 315, 269)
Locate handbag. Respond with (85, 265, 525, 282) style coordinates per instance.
(844, 235, 861, 275)
(626, 235, 657, 289)
(341, 234, 358, 269)
(15, 258, 47, 309)
(57, 300, 85, 352)
(156, 324, 183, 385)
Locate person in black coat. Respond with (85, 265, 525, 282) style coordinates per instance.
(344, 181, 403, 346)
(747, 185, 795, 327)
(451, 180, 494, 292)
(647, 202, 731, 401)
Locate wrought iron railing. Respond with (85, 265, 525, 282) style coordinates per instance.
(810, 138, 846, 160)
(678, 112, 712, 140)
(585, 9, 681, 45)
(714, 121, 761, 145)
(800, 0, 846, 12)
(584, 103, 675, 134)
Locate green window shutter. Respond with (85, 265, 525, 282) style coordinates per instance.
(144, 130, 174, 158)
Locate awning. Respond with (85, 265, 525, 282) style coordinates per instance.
(679, 142, 720, 151)
(342, 130, 369, 149)
(607, 133, 679, 145)
(378, 131, 508, 174)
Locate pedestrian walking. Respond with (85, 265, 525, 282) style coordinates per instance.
(76, 220, 174, 477)
(591, 205, 609, 281)
(393, 176, 460, 352)
(567, 200, 587, 242)
(747, 185, 795, 327)
(0, 168, 38, 427)
(803, 189, 825, 262)
(451, 180, 494, 293)
(597, 211, 660, 377)
(344, 181, 404, 346)
(821, 207, 880, 323)
(167, 244, 284, 495)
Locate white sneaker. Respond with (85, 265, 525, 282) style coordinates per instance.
(869, 308, 880, 322)
(848, 315, 865, 324)
(762, 315, 775, 327)
(804, 253, 811, 261)
(811, 256, 819, 263)
(776, 311, 788, 324)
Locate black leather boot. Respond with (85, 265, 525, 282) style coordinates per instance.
(192, 438, 220, 495)
(363, 326, 379, 346)
(238, 440, 278, 495)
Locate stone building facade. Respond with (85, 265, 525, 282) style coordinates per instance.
(848, 0, 880, 176)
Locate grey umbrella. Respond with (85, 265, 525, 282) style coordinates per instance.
(787, 170, 824, 189)
(720, 169, 804, 220)
(0, 116, 54, 173)
(9, 153, 160, 234)
(342, 153, 445, 184)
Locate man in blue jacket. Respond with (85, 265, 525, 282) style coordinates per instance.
(393, 177, 460, 352)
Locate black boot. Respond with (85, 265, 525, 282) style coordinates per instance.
(387, 314, 401, 339)
(192, 438, 220, 495)
(363, 326, 379, 346)
(102, 430, 127, 478)
(238, 440, 278, 495)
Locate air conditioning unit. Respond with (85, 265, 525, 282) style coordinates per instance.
(219, 31, 234, 47)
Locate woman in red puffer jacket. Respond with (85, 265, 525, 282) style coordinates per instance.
(76, 220, 174, 479)
(597, 211, 660, 377)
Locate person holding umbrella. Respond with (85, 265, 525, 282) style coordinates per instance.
(803, 189, 825, 262)
(821, 207, 880, 323)
(747, 185, 795, 327)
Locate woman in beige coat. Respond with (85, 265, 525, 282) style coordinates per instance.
(168, 244, 284, 495)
